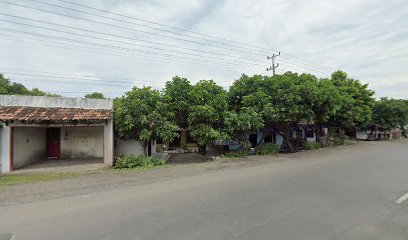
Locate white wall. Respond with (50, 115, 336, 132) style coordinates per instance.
(0, 95, 112, 109)
(115, 138, 157, 156)
(61, 127, 104, 158)
(13, 127, 46, 169)
(356, 130, 368, 140)
(0, 124, 8, 173)
(115, 138, 145, 156)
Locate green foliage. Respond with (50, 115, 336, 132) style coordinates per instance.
(224, 107, 264, 143)
(114, 155, 164, 169)
(84, 92, 106, 99)
(114, 86, 178, 155)
(0, 74, 60, 96)
(328, 71, 375, 128)
(326, 131, 347, 145)
(221, 150, 251, 158)
(188, 80, 229, 148)
(372, 98, 408, 131)
(304, 141, 322, 150)
(255, 143, 279, 155)
(162, 76, 192, 129)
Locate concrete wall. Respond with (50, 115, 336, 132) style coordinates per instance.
(104, 120, 114, 165)
(0, 124, 8, 173)
(13, 127, 46, 169)
(115, 138, 157, 156)
(61, 127, 104, 158)
(0, 95, 112, 109)
(356, 130, 368, 140)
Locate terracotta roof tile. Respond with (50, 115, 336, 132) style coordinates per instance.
(0, 106, 112, 121)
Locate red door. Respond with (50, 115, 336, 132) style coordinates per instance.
(46, 128, 61, 158)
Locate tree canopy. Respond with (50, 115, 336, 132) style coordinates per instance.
(372, 98, 408, 131)
(188, 80, 229, 148)
(84, 92, 106, 99)
(0, 74, 59, 96)
(114, 86, 178, 155)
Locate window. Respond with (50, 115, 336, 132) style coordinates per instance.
(306, 129, 314, 138)
(264, 131, 276, 143)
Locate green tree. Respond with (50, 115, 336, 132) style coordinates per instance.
(84, 92, 106, 99)
(228, 74, 264, 111)
(261, 72, 321, 152)
(371, 98, 408, 136)
(224, 107, 264, 147)
(162, 76, 192, 129)
(188, 80, 228, 153)
(328, 71, 375, 130)
(0, 74, 59, 96)
(114, 87, 178, 155)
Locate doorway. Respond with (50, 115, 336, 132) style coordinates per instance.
(46, 128, 61, 159)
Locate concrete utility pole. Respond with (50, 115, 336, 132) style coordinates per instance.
(266, 52, 280, 75)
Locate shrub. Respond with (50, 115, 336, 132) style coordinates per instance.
(114, 154, 164, 169)
(256, 144, 279, 155)
(304, 141, 322, 150)
(326, 132, 346, 145)
(221, 150, 251, 158)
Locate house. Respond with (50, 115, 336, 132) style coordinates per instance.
(156, 128, 198, 153)
(0, 95, 114, 173)
(246, 124, 328, 150)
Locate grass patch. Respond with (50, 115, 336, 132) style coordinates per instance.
(0, 172, 84, 187)
(114, 155, 165, 169)
(220, 150, 251, 158)
(304, 141, 322, 150)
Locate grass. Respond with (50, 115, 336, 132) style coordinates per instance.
(0, 172, 85, 187)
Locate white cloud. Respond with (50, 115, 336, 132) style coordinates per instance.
(0, 0, 407, 99)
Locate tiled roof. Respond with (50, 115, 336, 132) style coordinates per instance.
(0, 106, 113, 121)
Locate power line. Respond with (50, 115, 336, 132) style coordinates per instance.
(54, 0, 337, 71)
(0, 27, 263, 69)
(0, 0, 336, 73)
(0, 13, 263, 63)
(0, 33, 261, 75)
(0, 0, 269, 58)
(26, 0, 278, 54)
(0, 17, 265, 65)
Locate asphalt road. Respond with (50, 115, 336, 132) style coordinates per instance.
(1, 141, 408, 240)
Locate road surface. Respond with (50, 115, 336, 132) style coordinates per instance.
(1, 141, 408, 239)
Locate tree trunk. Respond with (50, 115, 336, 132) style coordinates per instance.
(141, 140, 148, 156)
(280, 130, 295, 153)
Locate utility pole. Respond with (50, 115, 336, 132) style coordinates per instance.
(266, 52, 280, 75)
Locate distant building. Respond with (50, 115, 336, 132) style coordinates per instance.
(0, 95, 114, 173)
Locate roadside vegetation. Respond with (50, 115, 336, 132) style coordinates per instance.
(114, 155, 164, 169)
(2, 71, 407, 157)
(0, 172, 84, 187)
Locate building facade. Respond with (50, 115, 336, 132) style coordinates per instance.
(0, 95, 114, 173)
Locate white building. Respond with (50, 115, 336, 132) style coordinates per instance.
(0, 95, 114, 173)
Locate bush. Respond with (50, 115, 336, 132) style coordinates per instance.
(304, 141, 322, 150)
(221, 150, 251, 158)
(326, 132, 346, 145)
(114, 154, 164, 169)
(256, 144, 279, 155)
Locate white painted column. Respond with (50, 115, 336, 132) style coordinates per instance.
(1, 125, 11, 173)
(103, 119, 114, 166)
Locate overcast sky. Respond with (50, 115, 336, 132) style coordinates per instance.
(0, 0, 407, 99)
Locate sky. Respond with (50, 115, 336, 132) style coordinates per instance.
(0, 0, 407, 99)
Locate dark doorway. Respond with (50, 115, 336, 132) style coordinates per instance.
(46, 128, 61, 158)
(169, 132, 181, 147)
(249, 134, 257, 148)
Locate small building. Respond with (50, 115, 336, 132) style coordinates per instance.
(0, 95, 114, 173)
(156, 129, 198, 153)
